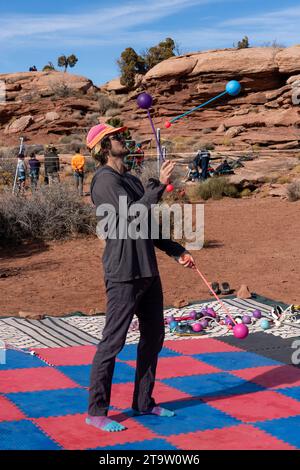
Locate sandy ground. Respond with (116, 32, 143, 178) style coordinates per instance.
(0, 197, 299, 316)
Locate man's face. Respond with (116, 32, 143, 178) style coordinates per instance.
(109, 133, 129, 159)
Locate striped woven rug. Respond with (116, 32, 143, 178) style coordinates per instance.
(0, 295, 297, 350)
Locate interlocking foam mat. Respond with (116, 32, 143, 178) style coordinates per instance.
(1, 335, 300, 450)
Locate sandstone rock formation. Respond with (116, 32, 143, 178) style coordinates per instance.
(106, 46, 300, 150)
(1, 47, 300, 149)
(0, 71, 100, 146)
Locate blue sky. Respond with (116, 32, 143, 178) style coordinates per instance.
(0, 0, 299, 85)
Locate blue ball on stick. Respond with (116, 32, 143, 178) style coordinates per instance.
(226, 80, 241, 97)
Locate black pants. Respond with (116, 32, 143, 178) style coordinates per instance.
(88, 276, 165, 416)
(200, 156, 210, 180)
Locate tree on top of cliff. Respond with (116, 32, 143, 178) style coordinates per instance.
(143, 38, 176, 69)
(118, 38, 177, 89)
(236, 36, 250, 49)
(57, 54, 79, 72)
(117, 48, 147, 88)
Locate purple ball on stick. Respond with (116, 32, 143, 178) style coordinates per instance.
(137, 93, 153, 109)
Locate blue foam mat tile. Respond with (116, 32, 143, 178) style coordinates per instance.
(255, 415, 300, 449)
(162, 372, 264, 398)
(92, 438, 178, 450)
(117, 344, 180, 362)
(194, 352, 282, 371)
(7, 388, 88, 418)
(274, 386, 300, 401)
(125, 399, 240, 436)
(0, 350, 47, 370)
(57, 365, 91, 387)
(0, 419, 61, 450)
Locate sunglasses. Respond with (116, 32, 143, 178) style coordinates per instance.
(110, 133, 125, 142)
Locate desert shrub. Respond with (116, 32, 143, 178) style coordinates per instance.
(292, 164, 300, 174)
(189, 177, 239, 201)
(84, 159, 96, 173)
(240, 188, 252, 197)
(200, 142, 215, 151)
(0, 184, 96, 245)
(59, 134, 84, 145)
(276, 175, 292, 184)
(0, 156, 16, 186)
(287, 181, 300, 202)
(25, 144, 45, 155)
(48, 79, 73, 98)
(161, 140, 175, 153)
(59, 135, 74, 144)
(105, 108, 120, 118)
(86, 113, 100, 125)
(97, 93, 120, 115)
(137, 161, 159, 186)
(223, 137, 232, 146)
(42, 61, 55, 72)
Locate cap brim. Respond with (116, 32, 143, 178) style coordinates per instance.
(87, 126, 127, 150)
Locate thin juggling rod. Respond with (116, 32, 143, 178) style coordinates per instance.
(147, 109, 165, 163)
(194, 265, 237, 325)
(170, 90, 227, 124)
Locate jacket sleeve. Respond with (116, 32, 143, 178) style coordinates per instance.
(152, 216, 186, 259)
(92, 173, 166, 213)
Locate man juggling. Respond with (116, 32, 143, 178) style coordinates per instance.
(86, 123, 195, 432)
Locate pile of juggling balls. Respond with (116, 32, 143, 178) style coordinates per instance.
(167, 307, 272, 340)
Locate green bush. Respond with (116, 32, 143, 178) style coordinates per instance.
(144, 38, 176, 69)
(237, 36, 249, 49)
(117, 48, 146, 88)
(192, 177, 239, 201)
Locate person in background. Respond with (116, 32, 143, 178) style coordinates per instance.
(44, 144, 60, 185)
(71, 146, 85, 196)
(28, 152, 41, 191)
(134, 142, 144, 173)
(16, 153, 27, 194)
(198, 148, 211, 180)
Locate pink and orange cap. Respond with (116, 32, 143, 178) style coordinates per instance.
(86, 123, 127, 150)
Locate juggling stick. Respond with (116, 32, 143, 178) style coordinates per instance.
(136, 94, 165, 163)
(146, 109, 165, 164)
(137, 92, 174, 190)
(194, 266, 237, 326)
(165, 80, 242, 128)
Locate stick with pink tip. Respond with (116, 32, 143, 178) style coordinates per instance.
(194, 266, 236, 325)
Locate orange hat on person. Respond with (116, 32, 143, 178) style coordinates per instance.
(86, 123, 127, 150)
